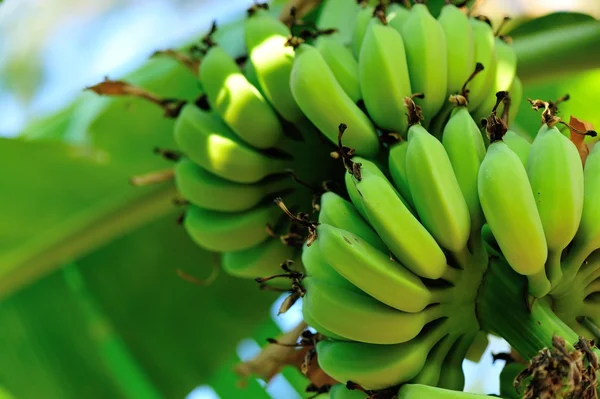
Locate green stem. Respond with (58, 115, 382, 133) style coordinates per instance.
(477, 257, 579, 360)
(513, 20, 600, 85)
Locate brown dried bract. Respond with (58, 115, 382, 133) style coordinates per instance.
(570, 116, 595, 166)
(151, 49, 200, 75)
(515, 336, 599, 399)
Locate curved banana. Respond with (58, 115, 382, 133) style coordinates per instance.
(302, 307, 351, 342)
(316, 0, 359, 46)
(398, 384, 491, 399)
(570, 144, 600, 266)
(400, 4, 447, 125)
(303, 278, 446, 345)
(441, 106, 486, 241)
(359, 19, 412, 135)
(410, 334, 456, 387)
(199, 45, 284, 149)
(473, 37, 517, 123)
(175, 158, 291, 212)
(478, 137, 550, 297)
(503, 129, 531, 167)
(437, 333, 474, 391)
(318, 191, 387, 252)
(387, 3, 410, 34)
(290, 44, 380, 157)
(388, 140, 415, 209)
(352, 3, 375, 58)
(467, 18, 496, 111)
(315, 36, 362, 103)
(407, 123, 471, 253)
(245, 9, 303, 122)
(527, 124, 584, 286)
(438, 3, 475, 97)
(351, 158, 448, 279)
(302, 239, 362, 293)
(174, 104, 289, 184)
(317, 223, 445, 312)
(222, 237, 296, 279)
(329, 384, 367, 399)
(316, 320, 449, 390)
(183, 204, 281, 252)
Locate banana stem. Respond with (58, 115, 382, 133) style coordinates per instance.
(477, 257, 580, 360)
(546, 249, 563, 288)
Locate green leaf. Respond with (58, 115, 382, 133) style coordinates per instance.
(511, 13, 600, 84)
(0, 212, 277, 399)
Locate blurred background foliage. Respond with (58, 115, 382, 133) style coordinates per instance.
(0, 0, 599, 398)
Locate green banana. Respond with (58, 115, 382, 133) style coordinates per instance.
(464, 330, 489, 363)
(499, 362, 527, 399)
(503, 129, 531, 167)
(199, 45, 284, 149)
(387, 3, 410, 34)
(351, 159, 448, 279)
(174, 158, 291, 212)
(388, 140, 415, 209)
(315, 36, 362, 103)
(302, 307, 352, 342)
(441, 106, 486, 241)
(569, 144, 600, 268)
(398, 384, 491, 398)
(329, 384, 367, 399)
(401, 3, 448, 125)
(473, 37, 517, 122)
(437, 333, 474, 391)
(318, 191, 387, 252)
(222, 237, 296, 279)
(316, 0, 359, 46)
(317, 223, 444, 312)
(303, 278, 446, 344)
(467, 18, 496, 111)
(183, 204, 281, 252)
(173, 104, 289, 184)
(290, 44, 380, 157)
(352, 3, 375, 58)
(245, 9, 303, 122)
(410, 334, 456, 387)
(407, 123, 471, 254)
(438, 3, 475, 97)
(527, 124, 584, 286)
(359, 18, 412, 136)
(478, 137, 550, 297)
(302, 238, 362, 293)
(316, 320, 449, 390)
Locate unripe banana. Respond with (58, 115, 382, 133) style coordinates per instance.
(302, 307, 351, 341)
(410, 334, 455, 387)
(329, 384, 367, 399)
(467, 18, 496, 111)
(318, 191, 387, 252)
(527, 124, 584, 286)
(398, 384, 491, 398)
(303, 278, 445, 344)
(438, 4, 475, 97)
(401, 4, 447, 125)
(315, 36, 362, 103)
(359, 19, 412, 136)
(387, 3, 410, 33)
(570, 144, 600, 264)
(442, 107, 486, 240)
(317, 223, 441, 313)
(473, 37, 517, 122)
(407, 124, 471, 253)
(351, 159, 448, 279)
(175, 158, 291, 212)
(499, 362, 526, 399)
(503, 129, 531, 167)
(464, 330, 489, 363)
(388, 140, 415, 209)
(199, 45, 284, 149)
(316, 320, 449, 390)
(478, 139, 550, 297)
(302, 239, 362, 293)
(183, 204, 281, 252)
(245, 9, 303, 122)
(316, 0, 359, 46)
(290, 44, 380, 157)
(437, 333, 474, 391)
(222, 237, 296, 279)
(174, 104, 289, 184)
(352, 3, 375, 58)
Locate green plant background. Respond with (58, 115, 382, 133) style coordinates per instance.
(0, 0, 599, 398)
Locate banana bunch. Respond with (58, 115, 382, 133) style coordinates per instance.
(329, 382, 506, 399)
